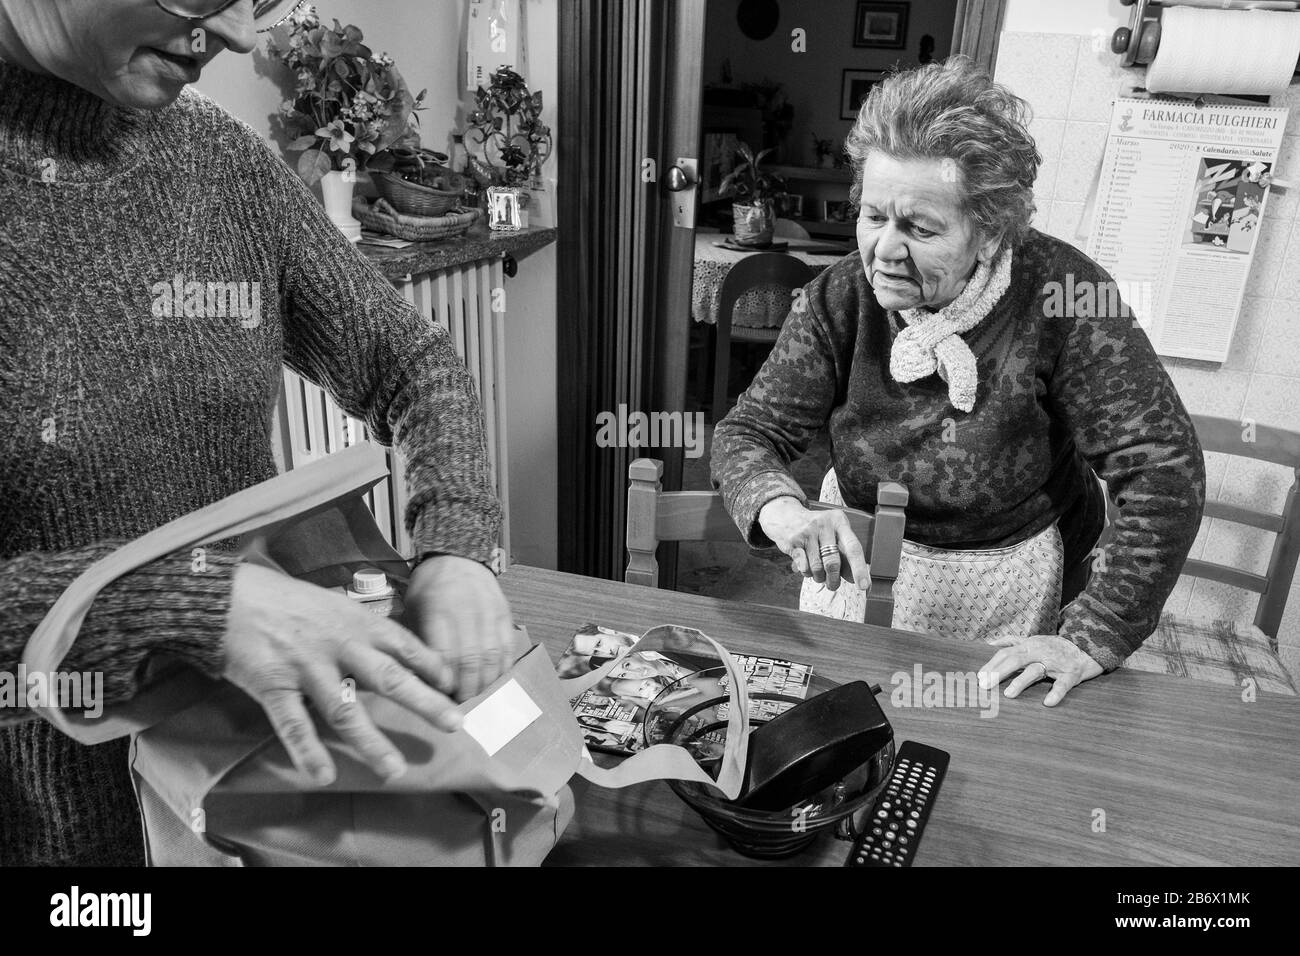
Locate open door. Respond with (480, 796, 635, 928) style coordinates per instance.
(556, 0, 708, 581)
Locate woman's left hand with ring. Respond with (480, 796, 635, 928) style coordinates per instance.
(978, 634, 1103, 707)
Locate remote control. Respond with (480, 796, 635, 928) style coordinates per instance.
(845, 741, 949, 868)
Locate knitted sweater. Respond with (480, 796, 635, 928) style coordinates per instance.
(0, 62, 501, 865)
(712, 230, 1206, 671)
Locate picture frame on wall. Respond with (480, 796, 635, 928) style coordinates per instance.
(853, 1, 909, 49)
(841, 69, 886, 120)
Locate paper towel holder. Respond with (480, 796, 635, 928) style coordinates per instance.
(1111, 0, 1300, 72)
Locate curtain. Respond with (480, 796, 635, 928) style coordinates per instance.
(556, 0, 668, 579)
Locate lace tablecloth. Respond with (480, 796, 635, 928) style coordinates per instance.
(692, 233, 848, 327)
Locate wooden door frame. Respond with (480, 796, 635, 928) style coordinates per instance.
(953, 0, 1010, 74)
(554, 0, 1005, 579)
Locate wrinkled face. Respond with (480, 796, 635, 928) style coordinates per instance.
(855, 152, 1000, 312)
(17, 0, 260, 109)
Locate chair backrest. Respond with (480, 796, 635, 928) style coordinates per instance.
(625, 458, 909, 628)
(1180, 415, 1300, 637)
(717, 252, 816, 335)
(773, 218, 811, 240)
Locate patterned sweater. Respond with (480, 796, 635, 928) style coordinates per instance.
(0, 62, 500, 865)
(712, 230, 1206, 671)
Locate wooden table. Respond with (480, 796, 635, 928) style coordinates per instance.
(500, 566, 1300, 866)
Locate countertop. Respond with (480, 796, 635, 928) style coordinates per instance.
(360, 222, 557, 280)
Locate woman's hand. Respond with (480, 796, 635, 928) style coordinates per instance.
(757, 495, 870, 591)
(404, 555, 524, 701)
(979, 635, 1104, 707)
(223, 562, 464, 787)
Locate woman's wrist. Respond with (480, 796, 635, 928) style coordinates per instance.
(757, 495, 808, 544)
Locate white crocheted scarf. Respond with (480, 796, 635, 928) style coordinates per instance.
(887, 246, 1013, 413)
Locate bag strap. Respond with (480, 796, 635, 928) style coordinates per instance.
(23, 443, 393, 745)
(558, 625, 752, 801)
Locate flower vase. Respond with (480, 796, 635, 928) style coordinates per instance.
(321, 170, 362, 243)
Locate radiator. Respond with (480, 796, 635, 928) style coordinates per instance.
(279, 257, 511, 561)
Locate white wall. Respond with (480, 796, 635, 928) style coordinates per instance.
(196, 0, 559, 569)
(1003, 0, 1128, 36)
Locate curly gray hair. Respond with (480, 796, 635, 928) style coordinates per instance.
(845, 57, 1041, 254)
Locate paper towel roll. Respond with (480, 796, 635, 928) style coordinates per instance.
(1145, 7, 1300, 95)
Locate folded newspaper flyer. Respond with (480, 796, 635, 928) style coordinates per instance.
(557, 623, 813, 756)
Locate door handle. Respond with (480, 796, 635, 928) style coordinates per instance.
(668, 157, 699, 229)
(666, 164, 693, 191)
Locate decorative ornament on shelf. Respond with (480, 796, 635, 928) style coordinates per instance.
(464, 66, 553, 228)
(719, 142, 788, 248)
(267, 3, 427, 242)
(811, 134, 836, 169)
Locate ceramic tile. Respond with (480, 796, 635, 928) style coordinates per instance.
(1278, 577, 1300, 647)
(1054, 122, 1109, 203)
(1245, 213, 1292, 298)
(1281, 85, 1300, 140)
(1067, 41, 1130, 124)
(1029, 116, 1065, 203)
(1203, 449, 1231, 500)
(1220, 295, 1270, 372)
(1046, 200, 1086, 250)
(1254, 298, 1300, 376)
(1165, 364, 1250, 419)
(1200, 517, 1272, 577)
(1242, 372, 1300, 429)
(994, 32, 1081, 121)
(1186, 576, 1257, 625)
(1272, 222, 1300, 301)
(1217, 455, 1293, 516)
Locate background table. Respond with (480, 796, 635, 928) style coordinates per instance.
(691, 232, 849, 327)
(501, 566, 1300, 867)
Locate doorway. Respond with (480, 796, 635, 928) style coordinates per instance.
(679, 0, 963, 604)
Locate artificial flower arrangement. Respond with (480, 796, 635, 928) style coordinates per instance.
(464, 65, 553, 188)
(267, 3, 426, 187)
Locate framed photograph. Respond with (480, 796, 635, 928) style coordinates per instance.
(853, 1, 908, 49)
(486, 186, 523, 232)
(841, 69, 885, 120)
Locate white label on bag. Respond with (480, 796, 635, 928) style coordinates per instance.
(462, 679, 542, 756)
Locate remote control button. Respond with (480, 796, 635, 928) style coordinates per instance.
(893, 860, 903, 867)
(876, 810, 888, 819)
(909, 810, 920, 819)
(888, 822, 899, 831)
(872, 827, 882, 836)
(906, 819, 917, 830)
(883, 831, 895, 841)
(881, 801, 891, 810)
(893, 809, 904, 818)
(898, 846, 908, 855)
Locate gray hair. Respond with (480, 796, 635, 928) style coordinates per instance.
(845, 57, 1041, 254)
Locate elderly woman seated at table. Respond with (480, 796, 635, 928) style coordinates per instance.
(711, 58, 1205, 706)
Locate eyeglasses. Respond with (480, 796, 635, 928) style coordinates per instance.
(153, 0, 306, 33)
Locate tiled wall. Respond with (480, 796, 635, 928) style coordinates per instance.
(995, 32, 1300, 676)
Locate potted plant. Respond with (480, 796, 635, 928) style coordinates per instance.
(719, 142, 787, 247)
(267, 4, 426, 240)
(464, 66, 553, 222)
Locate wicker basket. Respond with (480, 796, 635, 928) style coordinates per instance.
(353, 197, 480, 242)
(371, 171, 462, 217)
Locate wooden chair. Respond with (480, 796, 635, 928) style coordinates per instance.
(773, 218, 811, 240)
(712, 252, 816, 421)
(626, 458, 909, 627)
(1123, 414, 1300, 695)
